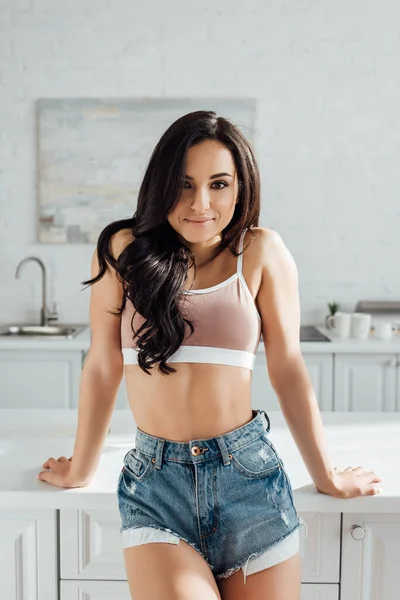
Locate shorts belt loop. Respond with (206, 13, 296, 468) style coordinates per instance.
(215, 435, 231, 466)
(260, 409, 271, 432)
(154, 438, 165, 469)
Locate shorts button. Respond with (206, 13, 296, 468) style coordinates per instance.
(191, 446, 201, 456)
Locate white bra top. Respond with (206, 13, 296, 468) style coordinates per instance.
(121, 228, 262, 370)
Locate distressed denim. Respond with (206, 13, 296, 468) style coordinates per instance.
(117, 408, 302, 584)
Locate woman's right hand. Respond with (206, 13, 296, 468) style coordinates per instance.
(317, 466, 384, 498)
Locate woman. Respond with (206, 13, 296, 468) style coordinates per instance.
(38, 110, 383, 599)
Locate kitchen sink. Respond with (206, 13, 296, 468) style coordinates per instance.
(0, 324, 88, 339)
(300, 325, 331, 342)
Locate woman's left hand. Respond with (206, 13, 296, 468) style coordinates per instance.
(37, 456, 91, 489)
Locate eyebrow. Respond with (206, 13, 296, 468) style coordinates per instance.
(184, 172, 233, 180)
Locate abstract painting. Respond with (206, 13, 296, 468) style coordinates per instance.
(37, 98, 257, 243)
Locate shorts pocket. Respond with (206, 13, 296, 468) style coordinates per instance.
(230, 434, 282, 479)
(121, 448, 157, 483)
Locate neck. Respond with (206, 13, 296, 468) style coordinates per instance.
(184, 235, 223, 268)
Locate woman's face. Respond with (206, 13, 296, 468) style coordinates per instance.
(167, 139, 239, 244)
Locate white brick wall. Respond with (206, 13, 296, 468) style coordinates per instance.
(0, 0, 399, 326)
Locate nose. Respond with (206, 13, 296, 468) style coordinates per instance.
(190, 186, 210, 212)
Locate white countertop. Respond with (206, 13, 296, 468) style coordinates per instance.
(0, 324, 399, 353)
(0, 409, 399, 513)
(300, 326, 400, 353)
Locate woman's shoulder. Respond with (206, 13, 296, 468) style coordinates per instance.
(248, 227, 297, 276)
(245, 226, 281, 255)
(246, 227, 292, 269)
(110, 227, 135, 261)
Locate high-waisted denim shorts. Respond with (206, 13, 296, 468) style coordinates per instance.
(117, 408, 304, 584)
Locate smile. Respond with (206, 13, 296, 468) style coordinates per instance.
(185, 219, 214, 225)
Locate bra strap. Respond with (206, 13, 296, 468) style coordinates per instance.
(237, 229, 247, 275)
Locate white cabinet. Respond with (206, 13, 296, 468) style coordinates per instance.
(0, 509, 58, 600)
(341, 513, 400, 600)
(2, 347, 399, 412)
(2, 507, 398, 598)
(60, 508, 126, 580)
(334, 353, 399, 411)
(61, 581, 131, 599)
(299, 513, 341, 583)
(59, 510, 340, 587)
(0, 350, 82, 408)
(0, 349, 129, 410)
(301, 584, 339, 599)
(252, 352, 333, 412)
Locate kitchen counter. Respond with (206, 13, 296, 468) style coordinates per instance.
(0, 409, 399, 513)
(298, 325, 400, 353)
(0, 324, 399, 353)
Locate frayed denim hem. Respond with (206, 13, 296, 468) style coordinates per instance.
(215, 520, 302, 585)
(120, 523, 215, 573)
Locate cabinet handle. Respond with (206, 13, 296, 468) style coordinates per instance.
(351, 525, 366, 540)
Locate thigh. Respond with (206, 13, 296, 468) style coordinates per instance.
(123, 538, 222, 600)
(216, 553, 301, 600)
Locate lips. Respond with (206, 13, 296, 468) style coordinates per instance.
(185, 218, 213, 223)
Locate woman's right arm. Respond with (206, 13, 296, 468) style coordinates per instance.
(38, 229, 132, 487)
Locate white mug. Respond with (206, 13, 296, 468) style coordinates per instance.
(374, 322, 393, 339)
(326, 312, 352, 338)
(351, 313, 371, 339)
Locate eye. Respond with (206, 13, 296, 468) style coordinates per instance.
(182, 181, 228, 189)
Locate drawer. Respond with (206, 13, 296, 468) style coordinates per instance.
(60, 509, 341, 583)
(301, 583, 339, 600)
(61, 580, 130, 599)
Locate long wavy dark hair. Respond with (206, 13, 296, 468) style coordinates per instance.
(82, 110, 261, 375)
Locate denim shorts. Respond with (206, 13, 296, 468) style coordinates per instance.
(117, 408, 303, 584)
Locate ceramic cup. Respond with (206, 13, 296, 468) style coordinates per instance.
(326, 312, 352, 338)
(373, 322, 393, 339)
(351, 313, 372, 339)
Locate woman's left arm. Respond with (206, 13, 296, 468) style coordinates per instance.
(254, 228, 371, 497)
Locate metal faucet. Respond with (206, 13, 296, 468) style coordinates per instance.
(15, 256, 58, 326)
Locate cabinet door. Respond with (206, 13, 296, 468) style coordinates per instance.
(334, 354, 397, 411)
(61, 509, 341, 585)
(0, 509, 58, 600)
(60, 508, 126, 580)
(396, 354, 400, 411)
(61, 580, 130, 599)
(341, 513, 400, 600)
(299, 513, 341, 583)
(0, 350, 82, 408)
(301, 584, 339, 600)
(302, 353, 333, 410)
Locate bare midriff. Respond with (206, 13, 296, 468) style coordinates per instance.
(122, 229, 263, 442)
(124, 363, 255, 442)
